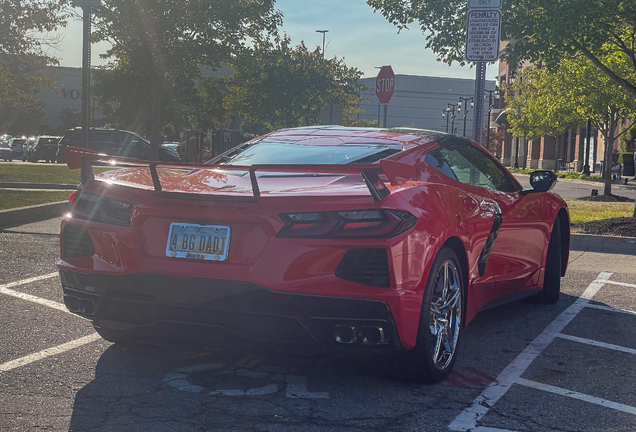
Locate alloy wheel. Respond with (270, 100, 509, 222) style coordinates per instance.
(428, 260, 462, 371)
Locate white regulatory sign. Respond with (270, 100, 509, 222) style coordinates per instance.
(465, 9, 501, 62)
(72, 0, 101, 6)
(468, 0, 502, 8)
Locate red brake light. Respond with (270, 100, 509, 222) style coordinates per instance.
(68, 191, 77, 209)
(278, 210, 417, 239)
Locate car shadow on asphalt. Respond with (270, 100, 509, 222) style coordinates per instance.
(66, 292, 593, 431)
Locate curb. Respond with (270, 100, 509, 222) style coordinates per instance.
(570, 233, 636, 255)
(0, 182, 77, 190)
(0, 201, 69, 229)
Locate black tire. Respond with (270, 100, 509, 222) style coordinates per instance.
(93, 325, 135, 346)
(527, 218, 562, 304)
(391, 246, 464, 383)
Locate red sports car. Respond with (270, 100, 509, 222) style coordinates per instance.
(58, 127, 569, 383)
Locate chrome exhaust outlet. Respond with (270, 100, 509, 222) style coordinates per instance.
(64, 295, 80, 312)
(334, 325, 356, 344)
(78, 298, 95, 315)
(360, 326, 388, 345)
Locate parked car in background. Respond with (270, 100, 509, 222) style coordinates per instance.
(0, 141, 13, 161)
(25, 136, 61, 162)
(161, 142, 180, 152)
(8, 138, 26, 159)
(56, 128, 181, 163)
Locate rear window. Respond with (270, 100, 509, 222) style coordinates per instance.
(222, 141, 402, 166)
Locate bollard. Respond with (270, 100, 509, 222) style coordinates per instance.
(591, 189, 598, 196)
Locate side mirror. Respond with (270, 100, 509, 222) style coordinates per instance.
(529, 170, 557, 192)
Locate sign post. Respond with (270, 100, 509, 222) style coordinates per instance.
(466, 1, 501, 145)
(73, 0, 101, 149)
(375, 66, 395, 128)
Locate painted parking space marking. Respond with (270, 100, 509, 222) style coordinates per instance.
(0, 334, 100, 373)
(555, 333, 636, 355)
(601, 280, 636, 289)
(517, 378, 636, 416)
(449, 271, 636, 431)
(448, 272, 613, 431)
(586, 303, 636, 317)
(0, 272, 68, 313)
(164, 357, 329, 399)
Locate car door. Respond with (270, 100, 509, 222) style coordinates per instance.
(124, 134, 150, 160)
(426, 141, 548, 295)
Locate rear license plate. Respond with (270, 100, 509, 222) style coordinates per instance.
(165, 223, 230, 261)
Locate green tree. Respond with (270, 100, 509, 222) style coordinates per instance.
(367, 0, 636, 97)
(224, 36, 366, 132)
(92, 0, 280, 160)
(506, 51, 636, 196)
(0, 0, 70, 134)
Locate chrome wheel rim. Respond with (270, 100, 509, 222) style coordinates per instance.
(428, 260, 462, 371)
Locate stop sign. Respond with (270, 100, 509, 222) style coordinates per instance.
(375, 66, 395, 104)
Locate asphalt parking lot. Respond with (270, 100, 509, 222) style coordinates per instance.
(0, 217, 635, 432)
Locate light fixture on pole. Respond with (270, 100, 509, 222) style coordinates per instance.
(315, 30, 329, 58)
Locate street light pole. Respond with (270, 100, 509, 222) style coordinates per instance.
(483, 88, 502, 153)
(315, 30, 328, 58)
(442, 110, 450, 133)
(458, 97, 474, 137)
(446, 104, 458, 134)
(583, 118, 592, 175)
(81, 5, 91, 149)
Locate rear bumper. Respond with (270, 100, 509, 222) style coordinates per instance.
(59, 270, 403, 355)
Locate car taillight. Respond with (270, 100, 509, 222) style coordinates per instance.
(71, 192, 132, 226)
(278, 209, 417, 238)
(68, 191, 77, 210)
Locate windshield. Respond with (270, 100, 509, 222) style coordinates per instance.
(221, 141, 401, 166)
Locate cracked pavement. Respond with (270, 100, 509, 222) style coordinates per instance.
(0, 218, 635, 431)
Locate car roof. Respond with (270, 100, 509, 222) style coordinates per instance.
(261, 126, 471, 149)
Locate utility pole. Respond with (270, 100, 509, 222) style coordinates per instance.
(442, 110, 450, 133)
(315, 30, 328, 58)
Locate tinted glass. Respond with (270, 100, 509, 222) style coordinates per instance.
(66, 133, 81, 143)
(0, 142, 9, 149)
(39, 138, 59, 146)
(426, 143, 516, 192)
(223, 141, 401, 165)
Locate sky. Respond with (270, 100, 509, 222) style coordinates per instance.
(48, 0, 498, 80)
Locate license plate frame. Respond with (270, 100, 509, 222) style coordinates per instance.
(165, 222, 231, 261)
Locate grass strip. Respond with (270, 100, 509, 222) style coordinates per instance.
(567, 200, 634, 224)
(0, 190, 72, 210)
(0, 164, 113, 185)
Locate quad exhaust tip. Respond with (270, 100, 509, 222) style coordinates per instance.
(334, 325, 388, 345)
(64, 295, 95, 316)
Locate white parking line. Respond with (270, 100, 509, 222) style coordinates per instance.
(556, 333, 636, 356)
(586, 304, 636, 317)
(448, 272, 613, 431)
(0, 334, 100, 373)
(517, 378, 636, 416)
(0, 272, 68, 313)
(601, 280, 636, 289)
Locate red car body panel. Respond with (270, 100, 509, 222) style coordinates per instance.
(58, 127, 569, 351)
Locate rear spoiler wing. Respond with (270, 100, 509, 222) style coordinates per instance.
(66, 146, 415, 202)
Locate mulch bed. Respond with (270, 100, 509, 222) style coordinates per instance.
(573, 217, 636, 237)
(575, 194, 635, 203)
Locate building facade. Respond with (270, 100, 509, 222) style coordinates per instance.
(358, 74, 496, 137)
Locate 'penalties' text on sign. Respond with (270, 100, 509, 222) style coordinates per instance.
(465, 10, 501, 62)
